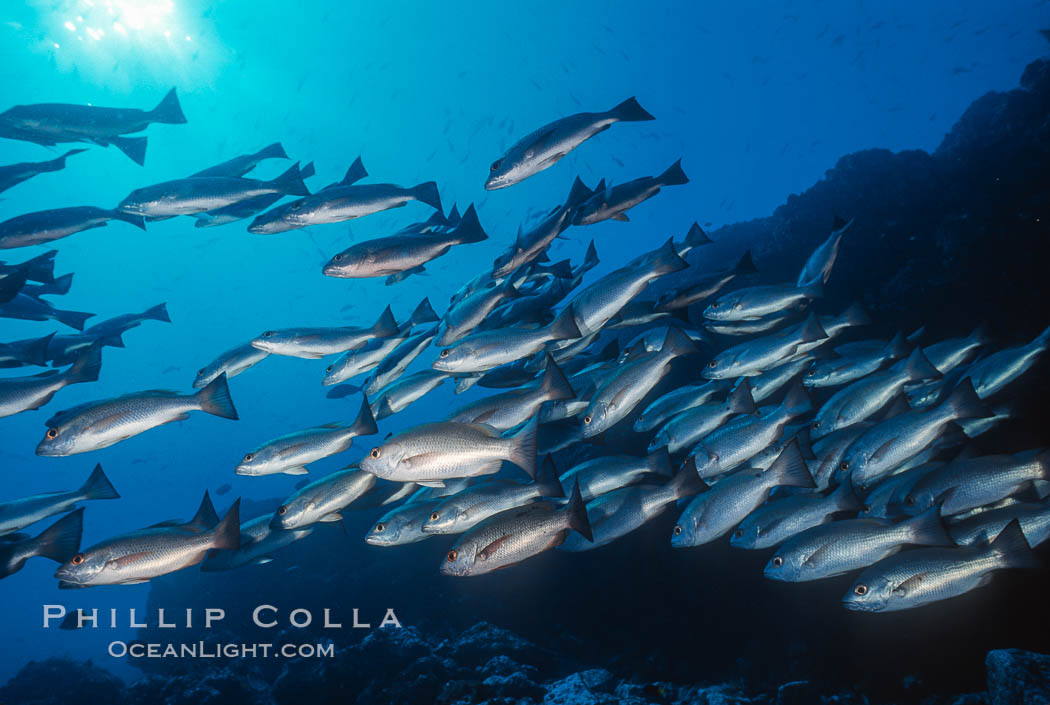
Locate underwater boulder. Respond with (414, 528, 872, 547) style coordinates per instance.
(0, 658, 127, 705)
(986, 649, 1050, 705)
(442, 621, 553, 669)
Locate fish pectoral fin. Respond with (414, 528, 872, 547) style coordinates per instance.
(276, 442, 311, 459)
(283, 466, 310, 476)
(611, 212, 630, 222)
(252, 557, 274, 565)
(416, 481, 446, 488)
(802, 542, 833, 569)
(536, 151, 567, 169)
(868, 438, 898, 463)
(893, 573, 926, 596)
(82, 411, 135, 434)
(532, 127, 559, 149)
(319, 512, 343, 523)
(111, 551, 154, 569)
(478, 534, 513, 561)
(118, 578, 151, 585)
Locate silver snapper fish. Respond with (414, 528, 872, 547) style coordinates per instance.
(55, 500, 241, 587)
(809, 348, 941, 440)
(118, 163, 309, 217)
(763, 506, 953, 582)
(422, 455, 565, 535)
(796, 216, 853, 288)
(582, 327, 698, 437)
(859, 461, 944, 519)
(901, 449, 1050, 517)
(0, 509, 83, 579)
(563, 462, 706, 551)
(704, 310, 800, 337)
(790, 303, 870, 360)
(839, 379, 988, 491)
(193, 343, 270, 388)
(191, 142, 288, 179)
(484, 97, 654, 190)
(703, 313, 828, 379)
(0, 207, 145, 249)
(0, 148, 87, 195)
(441, 480, 592, 575)
(563, 237, 689, 341)
(247, 157, 367, 233)
(703, 281, 823, 322)
(450, 356, 574, 432)
(843, 519, 1037, 612)
(236, 398, 377, 476)
(370, 370, 448, 420)
(731, 481, 860, 550)
(251, 305, 399, 359)
(658, 250, 757, 313)
(323, 204, 487, 279)
(363, 327, 437, 396)
(278, 174, 441, 228)
(559, 448, 672, 502)
(359, 416, 538, 486)
(749, 357, 813, 403)
(950, 499, 1050, 548)
(959, 325, 1050, 398)
(0, 88, 185, 165)
(0, 464, 118, 536)
(36, 373, 238, 456)
(0, 344, 101, 418)
(633, 379, 734, 433)
(572, 160, 689, 225)
(649, 381, 755, 455)
(492, 182, 584, 277)
(672, 441, 815, 547)
(0, 294, 93, 331)
(433, 306, 581, 374)
(692, 384, 811, 478)
(200, 515, 312, 571)
(803, 332, 910, 388)
(82, 302, 170, 338)
(437, 280, 521, 346)
(323, 333, 406, 386)
(271, 467, 378, 529)
(922, 326, 987, 374)
(365, 500, 437, 546)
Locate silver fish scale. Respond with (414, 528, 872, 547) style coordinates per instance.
(84, 528, 221, 584)
(909, 454, 1047, 515)
(448, 501, 569, 574)
(783, 519, 914, 576)
(852, 544, 1003, 608)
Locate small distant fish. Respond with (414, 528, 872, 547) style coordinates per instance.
(365, 500, 437, 546)
(194, 342, 270, 388)
(0, 464, 118, 536)
(271, 467, 377, 529)
(572, 160, 689, 226)
(0, 149, 87, 195)
(191, 142, 288, 179)
(0, 293, 94, 330)
(959, 325, 1050, 398)
(0, 207, 145, 249)
(200, 514, 311, 572)
(251, 306, 399, 359)
(369, 369, 447, 420)
(797, 216, 852, 288)
(0, 344, 101, 418)
(433, 307, 581, 374)
(215, 483, 232, 496)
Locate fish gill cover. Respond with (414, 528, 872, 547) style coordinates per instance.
(0, 2, 1048, 704)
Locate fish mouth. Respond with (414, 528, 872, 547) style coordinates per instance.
(35, 441, 61, 457)
(234, 465, 258, 476)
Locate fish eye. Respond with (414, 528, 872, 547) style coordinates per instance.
(861, 504, 870, 513)
(325, 365, 333, 372)
(733, 529, 744, 539)
(806, 370, 815, 376)
(262, 331, 275, 337)
(812, 421, 821, 429)
(489, 160, 502, 172)
(277, 505, 287, 515)
(583, 415, 592, 425)
(672, 525, 682, 536)
(430, 512, 440, 521)
(374, 522, 386, 533)
(46, 427, 59, 439)
(370, 448, 381, 459)
(839, 461, 849, 471)
(772, 556, 783, 567)
(197, 368, 205, 375)
(447, 549, 458, 562)
(71, 554, 84, 565)
(333, 254, 343, 261)
(243, 453, 254, 462)
(905, 496, 915, 506)
(854, 584, 868, 596)
(708, 360, 717, 368)
(439, 349, 449, 358)
(710, 303, 719, 309)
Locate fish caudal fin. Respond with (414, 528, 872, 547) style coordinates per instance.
(272, 162, 310, 196)
(649, 237, 690, 276)
(733, 249, 759, 275)
(608, 96, 655, 122)
(988, 519, 1039, 569)
(658, 159, 689, 186)
(110, 135, 147, 166)
(54, 309, 94, 331)
(370, 305, 399, 338)
(340, 156, 368, 186)
(901, 347, 941, 381)
(534, 454, 566, 498)
(258, 142, 288, 161)
(196, 372, 239, 420)
(30, 509, 83, 564)
(547, 306, 583, 341)
(451, 204, 487, 244)
(507, 415, 539, 479)
(943, 378, 988, 420)
(109, 209, 147, 231)
(685, 222, 712, 247)
(413, 182, 442, 211)
(350, 395, 379, 437)
(22, 333, 55, 366)
(79, 464, 120, 501)
(646, 446, 673, 477)
(728, 379, 756, 415)
(209, 499, 241, 551)
(409, 297, 440, 326)
(538, 355, 575, 402)
(905, 505, 953, 546)
(144, 302, 171, 323)
(768, 439, 816, 489)
(187, 491, 220, 531)
(668, 457, 709, 499)
(150, 87, 187, 124)
(564, 479, 594, 542)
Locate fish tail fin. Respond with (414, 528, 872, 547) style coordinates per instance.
(350, 395, 379, 437)
(780, 382, 812, 417)
(841, 302, 871, 327)
(79, 464, 120, 501)
(102, 333, 125, 349)
(534, 454, 565, 498)
(1034, 324, 1050, 349)
(50, 148, 88, 170)
(412, 181, 442, 211)
(109, 135, 148, 166)
(195, 372, 239, 420)
(886, 331, 911, 359)
(650, 237, 690, 275)
(409, 297, 440, 326)
(658, 159, 689, 186)
(566, 176, 594, 209)
(970, 323, 990, 346)
(607, 96, 655, 122)
(661, 326, 699, 357)
(669, 457, 709, 498)
(257, 142, 288, 160)
(830, 479, 862, 512)
(564, 479, 594, 542)
(65, 343, 101, 383)
(547, 306, 582, 341)
(646, 446, 673, 477)
(23, 250, 57, 283)
(23, 332, 55, 366)
(905, 505, 953, 546)
(538, 355, 575, 401)
(141, 302, 170, 323)
(802, 281, 824, 299)
(768, 439, 816, 489)
(108, 209, 147, 231)
(46, 273, 75, 296)
(370, 305, 399, 338)
(988, 519, 1039, 569)
(733, 249, 758, 275)
(149, 87, 187, 124)
(507, 415, 539, 479)
(581, 240, 600, 272)
(300, 161, 316, 180)
(209, 499, 241, 551)
(271, 162, 309, 196)
(685, 222, 713, 247)
(546, 259, 574, 280)
(943, 378, 988, 420)
(728, 379, 757, 415)
(798, 313, 829, 344)
(187, 491, 220, 531)
(340, 156, 368, 185)
(451, 204, 487, 244)
(902, 347, 941, 381)
(29, 509, 83, 564)
(54, 309, 94, 331)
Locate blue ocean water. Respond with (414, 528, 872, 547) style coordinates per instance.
(0, 0, 1047, 694)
